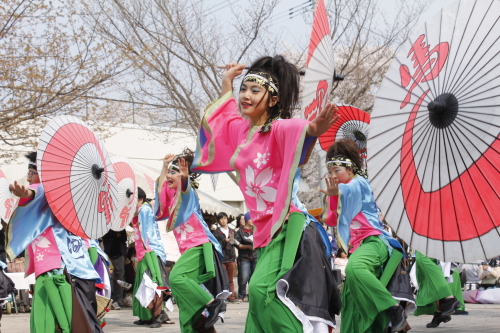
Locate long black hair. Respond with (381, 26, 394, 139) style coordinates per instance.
(25, 151, 37, 170)
(137, 187, 152, 204)
(244, 55, 300, 120)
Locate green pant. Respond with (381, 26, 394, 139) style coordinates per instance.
(245, 213, 305, 333)
(340, 236, 396, 333)
(31, 272, 73, 333)
(169, 244, 214, 333)
(414, 252, 460, 315)
(449, 270, 465, 311)
(133, 251, 164, 321)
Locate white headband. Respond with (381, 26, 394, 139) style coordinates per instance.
(243, 73, 279, 94)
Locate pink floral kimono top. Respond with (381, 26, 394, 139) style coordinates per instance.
(155, 179, 221, 255)
(192, 92, 316, 249)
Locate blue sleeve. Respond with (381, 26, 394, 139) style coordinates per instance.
(337, 178, 363, 249)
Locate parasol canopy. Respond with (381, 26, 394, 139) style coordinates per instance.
(300, 0, 336, 182)
(0, 169, 18, 223)
(318, 105, 370, 161)
(110, 156, 137, 231)
(37, 116, 117, 239)
(368, 0, 500, 263)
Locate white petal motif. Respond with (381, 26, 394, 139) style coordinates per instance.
(246, 166, 255, 186)
(255, 195, 267, 211)
(255, 167, 273, 187)
(260, 186, 277, 202)
(245, 186, 256, 197)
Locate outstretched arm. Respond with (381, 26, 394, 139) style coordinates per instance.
(158, 154, 176, 190)
(221, 63, 246, 96)
(307, 103, 340, 137)
(10, 181, 34, 198)
(178, 158, 189, 192)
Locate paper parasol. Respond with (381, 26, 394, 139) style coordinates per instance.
(110, 156, 137, 231)
(300, 0, 335, 180)
(0, 169, 19, 222)
(37, 116, 117, 239)
(368, 0, 500, 262)
(318, 105, 370, 160)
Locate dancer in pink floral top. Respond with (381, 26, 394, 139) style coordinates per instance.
(193, 55, 341, 332)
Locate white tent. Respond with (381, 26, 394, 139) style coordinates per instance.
(0, 122, 247, 261)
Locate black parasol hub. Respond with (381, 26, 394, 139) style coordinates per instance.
(353, 130, 367, 143)
(91, 164, 105, 180)
(126, 188, 134, 198)
(427, 93, 458, 129)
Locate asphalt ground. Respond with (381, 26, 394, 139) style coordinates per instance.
(2, 302, 499, 332)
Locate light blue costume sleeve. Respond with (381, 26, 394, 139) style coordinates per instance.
(337, 176, 402, 255)
(6, 185, 55, 260)
(0, 260, 6, 270)
(139, 204, 167, 264)
(52, 223, 100, 281)
(175, 179, 223, 255)
(337, 178, 363, 250)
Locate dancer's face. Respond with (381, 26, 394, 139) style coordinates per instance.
(238, 82, 277, 123)
(27, 168, 40, 185)
(166, 168, 181, 189)
(328, 165, 353, 184)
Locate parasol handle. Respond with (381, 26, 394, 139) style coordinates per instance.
(92, 164, 105, 180)
(427, 101, 446, 113)
(126, 188, 134, 198)
(427, 93, 458, 129)
(333, 72, 344, 81)
(216, 65, 306, 76)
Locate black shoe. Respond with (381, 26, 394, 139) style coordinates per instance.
(134, 320, 150, 325)
(453, 309, 469, 315)
(149, 321, 162, 328)
(204, 299, 225, 329)
(158, 313, 170, 323)
(440, 297, 460, 315)
(426, 312, 451, 328)
(389, 305, 406, 332)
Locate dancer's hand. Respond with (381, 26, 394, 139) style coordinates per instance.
(320, 176, 339, 196)
(162, 154, 176, 170)
(221, 63, 246, 96)
(307, 103, 340, 137)
(10, 181, 34, 198)
(222, 63, 246, 81)
(178, 158, 189, 180)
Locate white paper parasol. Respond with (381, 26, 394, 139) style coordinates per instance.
(0, 169, 19, 223)
(37, 116, 118, 239)
(300, 0, 336, 180)
(110, 156, 137, 231)
(368, 0, 500, 262)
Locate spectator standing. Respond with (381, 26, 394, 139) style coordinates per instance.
(212, 212, 237, 302)
(334, 249, 349, 280)
(234, 212, 258, 303)
(102, 229, 128, 310)
(235, 214, 245, 231)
